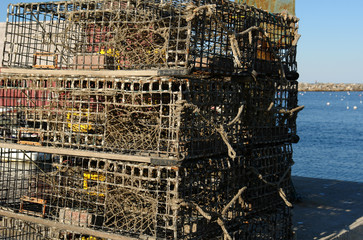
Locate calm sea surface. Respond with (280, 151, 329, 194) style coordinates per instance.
(292, 91, 363, 183)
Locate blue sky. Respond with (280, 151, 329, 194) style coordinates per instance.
(296, 0, 363, 83)
(0, 0, 362, 83)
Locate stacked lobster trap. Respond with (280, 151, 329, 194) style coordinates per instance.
(2, 0, 299, 77)
(0, 0, 301, 239)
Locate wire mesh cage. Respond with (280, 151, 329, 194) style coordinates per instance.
(0, 206, 293, 240)
(0, 148, 294, 239)
(0, 73, 244, 160)
(0, 1, 301, 238)
(0, 73, 300, 161)
(0, 217, 49, 239)
(228, 206, 294, 240)
(242, 76, 300, 145)
(2, 0, 299, 76)
(0, 214, 137, 239)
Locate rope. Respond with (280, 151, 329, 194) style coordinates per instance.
(267, 102, 274, 111)
(228, 25, 290, 80)
(186, 4, 300, 80)
(279, 188, 293, 208)
(180, 202, 212, 220)
(222, 187, 247, 215)
(279, 105, 305, 117)
(180, 186, 247, 240)
(227, 105, 244, 126)
(249, 166, 293, 207)
(217, 218, 232, 240)
(176, 100, 244, 159)
(216, 125, 236, 159)
(185, 4, 216, 22)
(229, 34, 244, 69)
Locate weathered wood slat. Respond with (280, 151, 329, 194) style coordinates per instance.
(0, 142, 152, 163)
(0, 68, 190, 77)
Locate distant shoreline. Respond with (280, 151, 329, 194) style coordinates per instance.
(299, 83, 363, 92)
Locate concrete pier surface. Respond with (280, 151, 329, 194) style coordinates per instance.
(292, 176, 363, 240)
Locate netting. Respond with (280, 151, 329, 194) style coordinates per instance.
(0, 0, 301, 239)
(0, 206, 293, 240)
(2, 0, 299, 76)
(0, 148, 294, 239)
(0, 73, 299, 160)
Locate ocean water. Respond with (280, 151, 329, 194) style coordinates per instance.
(292, 91, 363, 183)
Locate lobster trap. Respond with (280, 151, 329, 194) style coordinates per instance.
(2, 0, 299, 76)
(0, 72, 299, 161)
(0, 206, 293, 240)
(0, 0, 302, 238)
(0, 146, 294, 239)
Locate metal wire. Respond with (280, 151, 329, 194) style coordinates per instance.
(0, 0, 301, 239)
(0, 73, 298, 159)
(2, 0, 299, 76)
(0, 150, 294, 239)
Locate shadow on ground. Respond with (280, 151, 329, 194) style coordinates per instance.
(292, 176, 363, 240)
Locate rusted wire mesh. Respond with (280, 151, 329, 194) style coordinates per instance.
(0, 214, 127, 239)
(2, 0, 299, 76)
(0, 217, 51, 239)
(0, 206, 293, 240)
(0, 0, 301, 238)
(0, 73, 299, 160)
(0, 148, 294, 239)
(242, 76, 300, 145)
